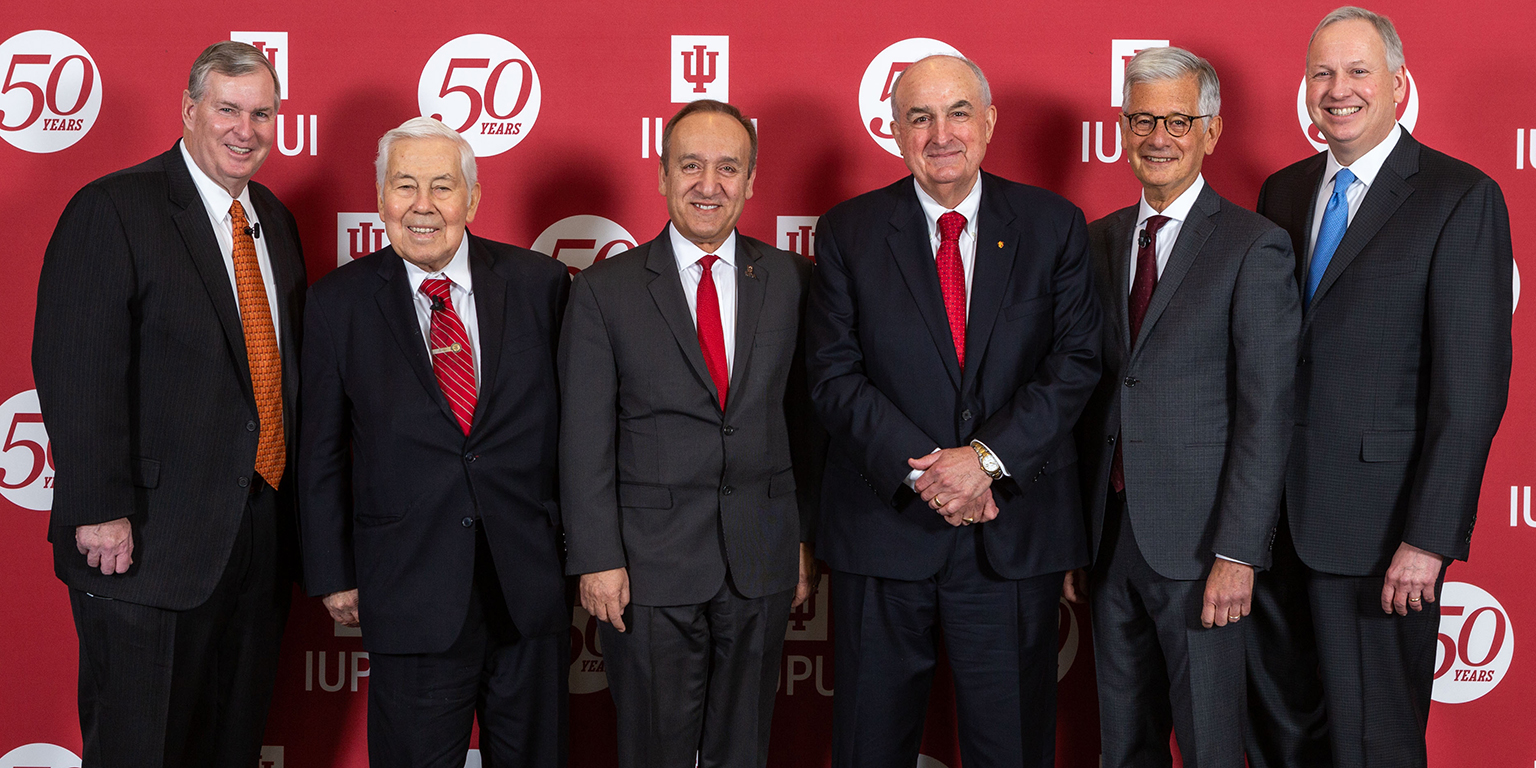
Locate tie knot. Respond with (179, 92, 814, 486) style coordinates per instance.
(1332, 168, 1357, 195)
(699, 253, 720, 271)
(938, 211, 966, 243)
(229, 200, 248, 227)
(1143, 215, 1172, 237)
(420, 277, 453, 301)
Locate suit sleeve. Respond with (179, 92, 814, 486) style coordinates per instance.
(970, 207, 1103, 476)
(296, 288, 356, 597)
(785, 257, 825, 543)
(558, 274, 628, 575)
(1212, 226, 1300, 567)
(32, 185, 137, 529)
(1403, 176, 1512, 561)
(804, 217, 943, 501)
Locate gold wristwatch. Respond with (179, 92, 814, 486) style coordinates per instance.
(970, 440, 1004, 479)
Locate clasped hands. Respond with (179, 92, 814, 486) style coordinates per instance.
(909, 447, 996, 527)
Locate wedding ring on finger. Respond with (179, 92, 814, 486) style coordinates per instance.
(963, 517, 975, 525)
(1228, 614, 1241, 621)
(1408, 595, 1422, 603)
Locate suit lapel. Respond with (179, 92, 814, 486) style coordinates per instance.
(166, 145, 253, 400)
(374, 251, 460, 427)
(645, 227, 723, 407)
(727, 236, 767, 417)
(1105, 207, 1137, 354)
(961, 174, 1017, 394)
(1132, 184, 1219, 356)
(887, 181, 962, 390)
(1306, 133, 1419, 316)
(1284, 156, 1326, 292)
(467, 235, 506, 436)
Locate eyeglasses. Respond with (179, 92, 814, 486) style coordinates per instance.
(1121, 112, 1211, 138)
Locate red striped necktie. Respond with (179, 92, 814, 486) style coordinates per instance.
(419, 277, 476, 434)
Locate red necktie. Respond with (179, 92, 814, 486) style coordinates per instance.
(420, 277, 477, 434)
(1112, 214, 1171, 493)
(696, 254, 729, 408)
(230, 201, 285, 487)
(936, 211, 968, 369)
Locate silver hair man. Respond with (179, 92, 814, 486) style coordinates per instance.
(374, 116, 478, 190)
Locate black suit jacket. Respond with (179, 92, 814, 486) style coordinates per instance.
(299, 235, 570, 654)
(806, 173, 1102, 580)
(33, 143, 307, 610)
(558, 229, 821, 607)
(1079, 183, 1299, 579)
(1257, 130, 1512, 574)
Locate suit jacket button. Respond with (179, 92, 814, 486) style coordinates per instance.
(961, 410, 972, 421)
(722, 425, 735, 436)
(246, 420, 257, 432)
(461, 517, 474, 528)
(1123, 377, 1138, 387)
(722, 486, 734, 496)
(1106, 435, 1116, 445)
(465, 454, 478, 462)
(238, 476, 249, 488)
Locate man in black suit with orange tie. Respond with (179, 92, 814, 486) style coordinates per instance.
(1245, 8, 1512, 768)
(33, 42, 305, 767)
(299, 117, 570, 767)
(805, 55, 1101, 768)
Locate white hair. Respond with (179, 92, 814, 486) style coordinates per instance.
(1122, 47, 1221, 119)
(374, 117, 477, 189)
(1312, 6, 1405, 72)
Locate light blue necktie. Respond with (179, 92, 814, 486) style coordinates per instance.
(1305, 168, 1357, 308)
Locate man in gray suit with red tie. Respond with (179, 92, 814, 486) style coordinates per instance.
(1067, 47, 1299, 768)
(1245, 8, 1512, 767)
(558, 99, 821, 768)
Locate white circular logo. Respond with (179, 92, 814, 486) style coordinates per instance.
(0, 389, 53, 511)
(0, 743, 80, 768)
(1057, 596, 1080, 681)
(858, 38, 963, 157)
(569, 605, 609, 694)
(1431, 581, 1513, 704)
(1295, 68, 1418, 152)
(0, 30, 102, 154)
(418, 34, 541, 157)
(533, 215, 637, 274)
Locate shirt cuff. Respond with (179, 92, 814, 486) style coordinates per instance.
(971, 439, 1010, 477)
(1214, 553, 1252, 566)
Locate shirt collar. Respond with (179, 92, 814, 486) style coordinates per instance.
(403, 235, 474, 295)
(669, 222, 737, 271)
(178, 139, 256, 224)
(1324, 122, 1402, 189)
(1137, 175, 1205, 228)
(914, 175, 983, 239)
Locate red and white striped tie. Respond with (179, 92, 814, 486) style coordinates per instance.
(420, 277, 476, 434)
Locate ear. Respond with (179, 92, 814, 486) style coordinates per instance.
(657, 160, 667, 197)
(1391, 67, 1408, 105)
(376, 183, 385, 216)
(1203, 114, 1224, 155)
(744, 166, 756, 201)
(465, 183, 482, 223)
(981, 103, 997, 144)
(181, 91, 197, 132)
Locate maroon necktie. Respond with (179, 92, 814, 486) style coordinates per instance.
(1111, 214, 1171, 493)
(936, 211, 968, 368)
(419, 277, 476, 434)
(696, 254, 729, 408)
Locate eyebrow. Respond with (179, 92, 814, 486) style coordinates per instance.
(906, 99, 974, 117)
(678, 152, 742, 165)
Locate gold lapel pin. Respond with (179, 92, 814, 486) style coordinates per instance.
(997, 241, 1005, 248)
(745, 265, 756, 278)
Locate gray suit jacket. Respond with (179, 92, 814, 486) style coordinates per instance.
(558, 227, 821, 606)
(1078, 183, 1299, 579)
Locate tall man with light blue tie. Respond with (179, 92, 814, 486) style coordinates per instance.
(1245, 8, 1512, 768)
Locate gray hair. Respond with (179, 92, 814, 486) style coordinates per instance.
(374, 117, 478, 190)
(186, 41, 281, 110)
(889, 55, 993, 121)
(1122, 46, 1221, 119)
(1311, 6, 1405, 72)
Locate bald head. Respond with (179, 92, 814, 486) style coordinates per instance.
(889, 54, 996, 209)
(890, 55, 992, 122)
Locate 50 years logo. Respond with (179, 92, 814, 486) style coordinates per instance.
(858, 38, 963, 157)
(0, 389, 53, 511)
(1432, 581, 1513, 704)
(418, 34, 541, 157)
(0, 30, 101, 153)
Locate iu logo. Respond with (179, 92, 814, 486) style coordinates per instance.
(1296, 68, 1418, 152)
(1432, 581, 1514, 704)
(0, 743, 80, 768)
(671, 35, 729, 103)
(418, 34, 542, 157)
(785, 574, 829, 641)
(568, 605, 609, 694)
(229, 32, 289, 97)
(1109, 39, 1169, 107)
(533, 215, 637, 274)
(337, 213, 389, 266)
(0, 30, 102, 153)
(858, 38, 964, 157)
(0, 389, 53, 512)
(776, 216, 817, 261)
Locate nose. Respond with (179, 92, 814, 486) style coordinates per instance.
(698, 167, 724, 196)
(1146, 119, 1175, 147)
(410, 187, 434, 212)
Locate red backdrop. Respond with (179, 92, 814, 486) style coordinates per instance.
(2, 1, 1532, 766)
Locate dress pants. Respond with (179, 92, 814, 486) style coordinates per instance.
(70, 478, 290, 768)
(1091, 491, 1245, 768)
(831, 524, 1062, 768)
(598, 579, 794, 768)
(1246, 515, 1445, 768)
(367, 524, 568, 768)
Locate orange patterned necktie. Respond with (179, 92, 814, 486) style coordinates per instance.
(230, 200, 285, 487)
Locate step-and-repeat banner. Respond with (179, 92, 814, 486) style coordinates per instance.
(2, 1, 1531, 766)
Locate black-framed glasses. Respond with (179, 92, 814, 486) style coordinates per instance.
(1121, 112, 1211, 138)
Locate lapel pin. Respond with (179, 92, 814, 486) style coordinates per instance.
(745, 265, 756, 278)
(997, 241, 1004, 249)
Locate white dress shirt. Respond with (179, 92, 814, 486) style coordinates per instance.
(906, 177, 1009, 486)
(179, 140, 282, 348)
(1307, 123, 1403, 264)
(402, 237, 481, 392)
(1129, 175, 1205, 290)
(669, 223, 738, 376)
